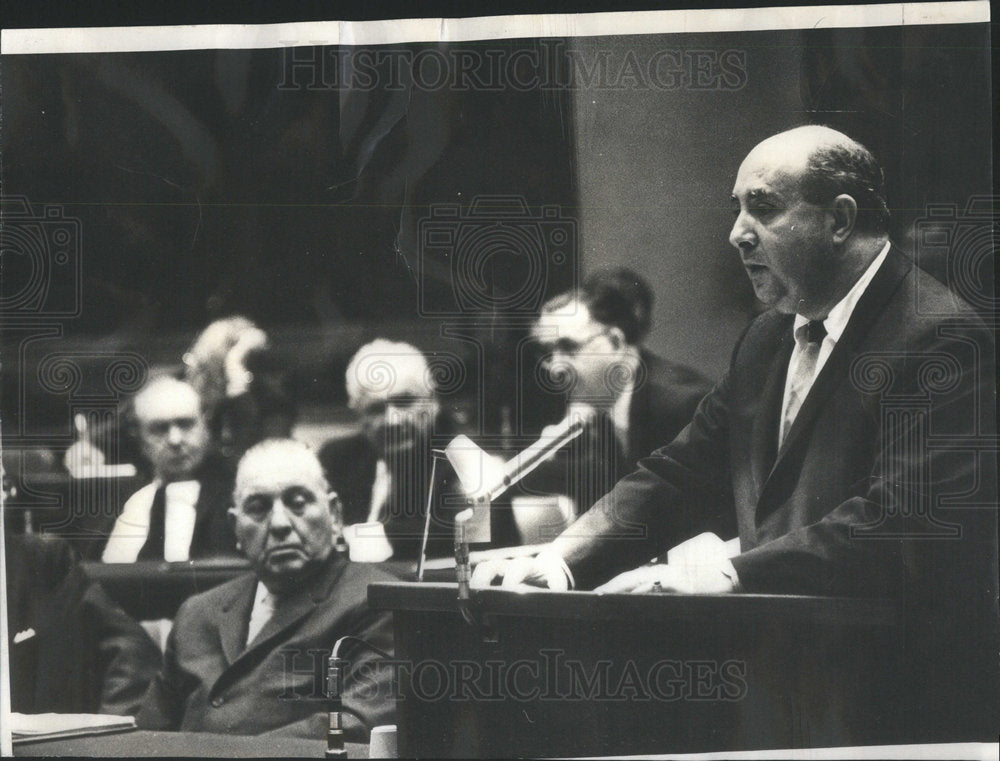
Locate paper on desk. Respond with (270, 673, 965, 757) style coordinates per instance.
(11, 713, 136, 742)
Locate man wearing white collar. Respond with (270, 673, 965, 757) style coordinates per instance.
(474, 125, 997, 741)
(102, 375, 236, 563)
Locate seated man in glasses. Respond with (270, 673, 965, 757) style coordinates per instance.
(319, 339, 471, 562)
(524, 267, 713, 516)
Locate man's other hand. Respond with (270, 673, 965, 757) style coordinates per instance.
(470, 550, 571, 591)
(594, 560, 740, 595)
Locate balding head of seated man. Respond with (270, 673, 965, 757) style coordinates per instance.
(319, 339, 466, 561)
(472, 125, 997, 739)
(102, 375, 237, 562)
(137, 438, 396, 740)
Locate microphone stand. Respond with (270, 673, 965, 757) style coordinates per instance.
(452, 407, 594, 626)
(416, 450, 447, 582)
(325, 636, 393, 758)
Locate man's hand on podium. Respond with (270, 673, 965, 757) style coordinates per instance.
(470, 549, 572, 591)
(594, 558, 740, 595)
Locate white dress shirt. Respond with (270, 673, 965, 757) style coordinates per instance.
(609, 351, 640, 452)
(102, 479, 201, 562)
(779, 242, 890, 445)
(245, 582, 277, 647)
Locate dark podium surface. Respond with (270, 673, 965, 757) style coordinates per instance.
(369, 582, 903, 758)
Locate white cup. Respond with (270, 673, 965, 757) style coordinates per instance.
(369, 724, 397, 758)
(343, 522, 394, 563)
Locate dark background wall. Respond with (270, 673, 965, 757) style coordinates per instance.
(570, 24, 993, 379)
(1, 22, 993, 448)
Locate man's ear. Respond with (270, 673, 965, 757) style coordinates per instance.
(327, 491, 344, 530)
(830, 194, 858, 244)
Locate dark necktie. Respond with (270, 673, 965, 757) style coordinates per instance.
(137, 485, 167, 560)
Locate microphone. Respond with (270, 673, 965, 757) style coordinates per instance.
(446, 404, 597, 505)
(325, 636, 393, 758)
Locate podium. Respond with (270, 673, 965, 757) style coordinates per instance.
(369, 582, 903, 757)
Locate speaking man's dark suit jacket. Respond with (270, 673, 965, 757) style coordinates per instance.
(553, 248, 998, 741)
(624, 351, 714, 472)
(137, 553, 396, 740)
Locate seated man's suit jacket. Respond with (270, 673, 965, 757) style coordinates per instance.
(319, 412, 521, 559)
(137, 553, 396, 741)
(6, 534, 162, 715)
(554, 248, 998, 741)
(521, 352, 712, 517)
(103, 452, 239, 562)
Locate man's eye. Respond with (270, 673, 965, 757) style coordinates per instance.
(242, 498, 270, 519)
(283, 491, 312, 511)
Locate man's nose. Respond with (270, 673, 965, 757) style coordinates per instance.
(166, 424, 185, 446)
(268, 503, 293, 537)
(729, 211, 755, 251)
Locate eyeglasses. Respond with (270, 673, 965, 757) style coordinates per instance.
(539, 329, 608, 357)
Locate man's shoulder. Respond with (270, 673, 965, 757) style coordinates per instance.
(174, 571, 256, 620)
(640, 351, 714, 396)
(336, 558, 401, 590)
(895, 254, 990, 333)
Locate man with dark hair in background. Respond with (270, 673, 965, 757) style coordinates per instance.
(475, 125, 998, 742)
(526, 267, 712, 516)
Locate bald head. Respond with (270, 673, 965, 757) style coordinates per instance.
(729, 126, 890, 319)
(133, 376, 209, 481)
(234, 438, 328, 504)
(345, 339, 440, 455)
(747, 126, 889, 235)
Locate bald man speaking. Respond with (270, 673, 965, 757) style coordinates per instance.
(473, 126, 998, 742)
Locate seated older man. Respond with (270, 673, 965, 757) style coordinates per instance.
(319, 339, 465, 561)
(137, 439, 396, 740)
(102, 375, 237, 562)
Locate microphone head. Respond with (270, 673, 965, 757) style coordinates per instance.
(445, 435, 506, 495)
(565, 402, 598, 427)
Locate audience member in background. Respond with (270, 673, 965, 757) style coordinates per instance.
(5, 466, 161, 715)
(183, 315, 297, 464)
(102, 375, 237, 562)
(138, 439, 395, 740)
(62, 316, 294, 480)
(319, 339, 484, 561)
(525, 268, 712, 514)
